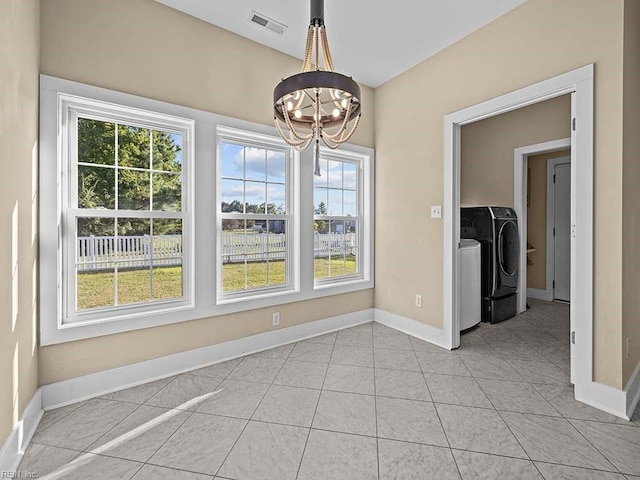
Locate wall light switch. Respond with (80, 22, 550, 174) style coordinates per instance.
(431, 206, 442, 218)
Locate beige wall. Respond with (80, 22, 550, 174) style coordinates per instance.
(622, 0, 640, 385)
(38, 0, 375, 384)
(375, 0, 625, 388)
(0, 0, 40, 448)
(526, 150, 571, 290)
(460, 95, 570, 207)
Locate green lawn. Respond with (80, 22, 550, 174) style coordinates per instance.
(77, 257, 357, 309)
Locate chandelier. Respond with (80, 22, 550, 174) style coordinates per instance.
(273, 0, 361, 176)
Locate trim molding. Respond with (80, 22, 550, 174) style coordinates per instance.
(625, 360, 640, 420)
(513, 138, 571, 313)
(526, 288, 553, 301)
(0, 389, 43, 473)
(373, 309, 452, 350)
(41, 308, 374, 410)
(575, 380, 628, 420)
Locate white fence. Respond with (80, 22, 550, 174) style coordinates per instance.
(77, 233, 357, 271)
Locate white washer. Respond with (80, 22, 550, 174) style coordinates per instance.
(460, 239, 481, 331)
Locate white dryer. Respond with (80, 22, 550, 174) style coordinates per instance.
(460, 239, 481, 331)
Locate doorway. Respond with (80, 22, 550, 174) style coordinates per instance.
(443, 64, 595, 410)
(550, 157, 571, 302)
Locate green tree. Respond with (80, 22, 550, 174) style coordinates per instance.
(314, 201, 328, 233)
(77, 119, 182, 237)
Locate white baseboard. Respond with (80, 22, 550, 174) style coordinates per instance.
(575, 379, 629, 420)
(41, 308, 374, 410)
(373, 308, 452, 350)
(0, 389, 43, 473)
(625, 360, 640, 420)
(527, 288, 553, 301)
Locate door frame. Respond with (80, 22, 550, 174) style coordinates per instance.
(514, 138, 571, 308)
(547, 156, 572, 303)
(444, 65, 595, 406)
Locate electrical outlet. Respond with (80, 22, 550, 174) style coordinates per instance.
(626, 337, 631, 359)
(272, 312, 280, 327)
(431, 205, 442, 219)
(415, 294, 422, 308)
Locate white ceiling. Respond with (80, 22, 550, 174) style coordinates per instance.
(155, 0, 526, 88)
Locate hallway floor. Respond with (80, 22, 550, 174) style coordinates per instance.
(17, 299, 640, 479)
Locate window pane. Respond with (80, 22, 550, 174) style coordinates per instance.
(152, 218, 183, 300)
(267, 259, 286, 286)
(152, 172, 181, 212)
(222, 220, 246, 292)
(314, 188, 327, 214)
(222, 219, 244, 263)
(115, 219, 151, 305)
(314, 158, 328, 186)
(267, 150, 286, 183)
(152, 130, 182, 173)
(343, 162, 357, 190)
(78, 165, 116, 209)
(267, 183, 286, 214)
(266, 220, 287, 286)
(153, 265, 182, 300)
(152, 219, 183, 268)
(346, 250, 358, 275)
(221, 179, 244, 212)
(78, 118, 115, 166)
(244, 147, 266, 182)
(344, 190, 357, 217)
(77, 268, 115, 311)
(327, 160, 343, 188)
(118, 169, 150, 210)
(220, 142, 244, 179)
(246, 261, 268, 289)
(117, 265, 151, 305)
(116, 218, 151, 266)
(328, 189, 343, 216)
(245, 181, 266, 213)
(76, 217, 115, 310)
(118, 125, 150, 169)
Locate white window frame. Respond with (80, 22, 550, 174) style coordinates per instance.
(57, 94, 195, 326)
(40, 75, 374, 346)
(313, 149, 366, 287)
(216, 126, 299, 303)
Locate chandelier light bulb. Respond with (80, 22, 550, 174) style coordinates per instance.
(332, 108, 340, 118)
(341, 98, 348, 109)
(294, 109, 302, 119)
(294, 91, 301, 100)
(286, 101, 294, 111)
(334, 89, 341, 98)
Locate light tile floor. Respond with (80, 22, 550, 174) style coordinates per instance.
(16, 299, 640, 479)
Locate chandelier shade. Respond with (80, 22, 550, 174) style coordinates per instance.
(273, 0, 362, 175)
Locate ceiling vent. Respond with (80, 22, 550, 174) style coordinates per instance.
(248, 10, 288, 35)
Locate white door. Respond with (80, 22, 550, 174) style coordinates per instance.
(553, 161, 571, 301)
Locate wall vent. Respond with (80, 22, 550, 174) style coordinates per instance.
(248, 10, 287, 35)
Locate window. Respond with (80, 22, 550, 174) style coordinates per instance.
(60, 95, 194, 324)
(314, 153, 363, 284)
(217, 127, 295, 300)
(40, 76, 372, 345)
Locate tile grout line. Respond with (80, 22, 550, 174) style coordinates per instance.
(294, 328, 340, 480)
(410, 331, 464, 479)
(138, 358, 241, 477)
(212, 343, 297, 478)
(372, 323, 381, 480)
(469, 315, 624, 476)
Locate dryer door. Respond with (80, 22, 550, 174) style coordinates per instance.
(497, 220, 519, 290)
